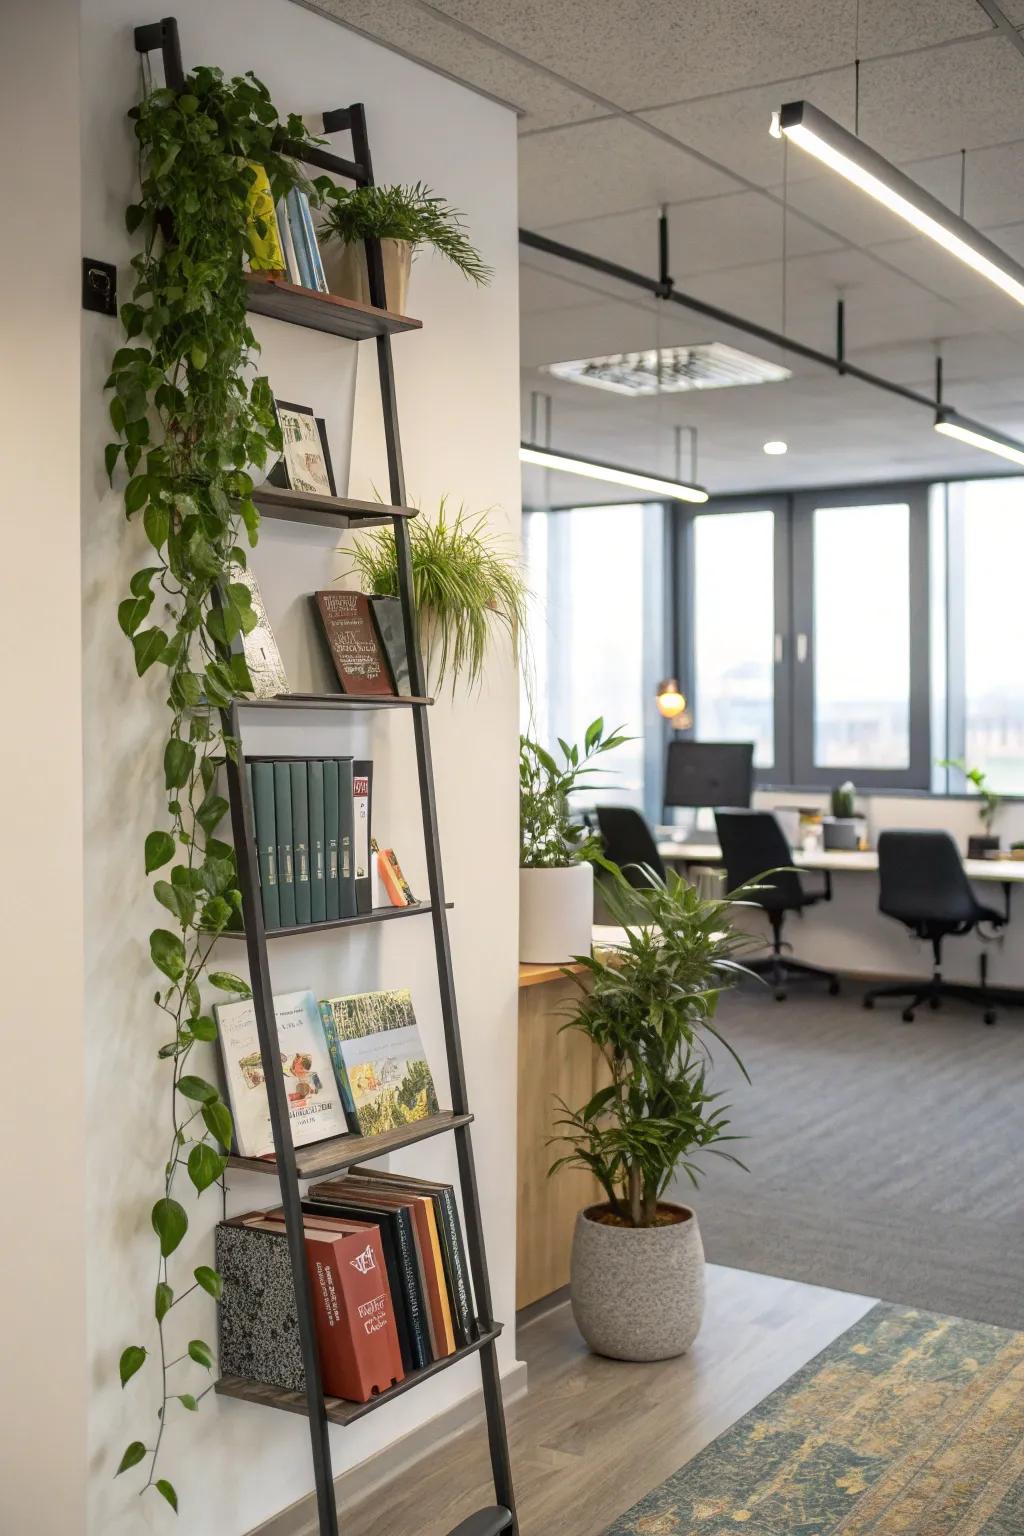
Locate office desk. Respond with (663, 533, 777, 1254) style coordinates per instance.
(656, 840, 1024, 888)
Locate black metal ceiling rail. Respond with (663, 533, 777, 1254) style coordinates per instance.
(519, 224, 938, 413)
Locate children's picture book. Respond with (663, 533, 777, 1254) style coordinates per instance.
(214, 989, 350, 1158)
(318, 989, 440, 1138)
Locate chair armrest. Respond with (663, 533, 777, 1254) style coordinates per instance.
(446, 1507, 514, 1536)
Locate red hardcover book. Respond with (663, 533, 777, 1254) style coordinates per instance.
(314, 590, 395, 696)
(247, 1214, 403, 1400)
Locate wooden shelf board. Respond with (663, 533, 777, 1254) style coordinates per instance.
(253, 484, 417, 530)
(220, 901, 450, 942)
(244, 273, 422, 339)
(216, 1321, 502, 1426)
(227, 1110, 474, 1180)
(518, 960, 587, 989)
(236, 692, 432, 711)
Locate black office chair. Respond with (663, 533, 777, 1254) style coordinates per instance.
(863, 829, 1007, 1024)
(714, 809, 839, 1001)
(595, 806, 666, 887)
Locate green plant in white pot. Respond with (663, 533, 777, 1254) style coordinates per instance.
(552, 867, 753, 1361)
(318, 181, 492, 312)
(518, 718, 629, 963)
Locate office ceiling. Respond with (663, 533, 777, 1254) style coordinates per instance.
(306, 0, 1024, 499)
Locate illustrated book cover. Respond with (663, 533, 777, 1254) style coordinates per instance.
(313, 591, 394, 696)
(318, 988, 440, 1138)
(214, 988, 349, 1157)
(234, 563, 289, 700)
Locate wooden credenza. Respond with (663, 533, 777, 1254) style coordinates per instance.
(516, 961, 606, 1310)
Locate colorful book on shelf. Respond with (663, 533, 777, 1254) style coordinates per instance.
(308, 760, 327, 924)
(342, 1174, 455, 1357)
(295, 188, 329, 292)
(313, 590, 395, 696)
(353, 760, 373, 914)
(214, 988, 350, 1158)
(244, 162, 285, 274)
(305, 1189, 430, 1370)
(273, 761, 296, 926)
(374, 840, 418, 908)
(317, 988, 439, 1138)
(251, 760, 281, 930)
(278, 192, 307, 287)
(317, 1000, 361, 1136)
(244, 1211, 403, 1400)
(290, 761, 311, 927)
(234, 563, 289, 700)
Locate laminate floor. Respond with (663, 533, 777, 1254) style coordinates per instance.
(340, 1266, 875, 1536)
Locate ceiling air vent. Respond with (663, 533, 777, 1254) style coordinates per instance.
(544, 344, 792, 396)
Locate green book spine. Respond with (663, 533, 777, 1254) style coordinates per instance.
(307, 760, 326, 925)
(337, 756, 356, 919)
(290, 760, 311, 926)
(324, 760, 340, 921)
(273, 761, 296, 927)
(317, 1001, 361, 1134)
(251, 762, 280, 930)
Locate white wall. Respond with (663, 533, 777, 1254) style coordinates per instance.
(0, 5, 86, 1532)
(79, 3, 520, 1532)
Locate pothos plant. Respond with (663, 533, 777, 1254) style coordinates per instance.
(106, 66, 327, 1514)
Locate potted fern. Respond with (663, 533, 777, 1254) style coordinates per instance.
(552, 869, 752, 1361)
(519, 719, 629, 963)
(318, 181, 492, 311)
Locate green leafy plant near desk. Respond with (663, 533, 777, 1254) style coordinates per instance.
(520, 717, 630, 868)
(550, 868, 754, 1226)
(939, 758, 1001, 835)
(104, 65, 325, 1514)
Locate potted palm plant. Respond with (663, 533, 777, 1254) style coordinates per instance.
(551, 868, 753, 1361)
(318, 181, 492, 311)
(940, 758, 1001, 858)
(519, 718, 629, 963)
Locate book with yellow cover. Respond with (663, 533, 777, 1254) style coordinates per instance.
(244, 161, 285, 274)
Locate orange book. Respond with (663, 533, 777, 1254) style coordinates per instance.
(375, 843, 417, 908)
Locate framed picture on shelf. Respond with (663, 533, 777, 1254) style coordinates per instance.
(271, 399, 337, 497)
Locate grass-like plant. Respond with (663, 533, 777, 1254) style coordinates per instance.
(319, 181, 492, 284)
(346, 498, 526, 691)
(550, 868, 755, 1227)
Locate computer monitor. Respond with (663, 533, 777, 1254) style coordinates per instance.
(664, 740, 754, 811)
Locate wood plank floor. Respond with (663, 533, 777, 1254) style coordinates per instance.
(340, 1265, 877, 1536)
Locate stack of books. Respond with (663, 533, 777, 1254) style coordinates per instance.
(217, 1173, 476, 1402)
(275, 188, 328, 291)
(246, 757, 372, 929)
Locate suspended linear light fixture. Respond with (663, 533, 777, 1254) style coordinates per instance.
(772, 101, 1024, 308)
(519, 443, 709, 504)
(934, 409, 1024, 468)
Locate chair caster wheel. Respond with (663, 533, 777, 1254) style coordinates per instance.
(984, 1010, 997, 1025)
(828, 979, 840, 996)
(929, 996, 941, 1010)
(901, 1008, 915, 1023)
(774, 990, 786, 1003)
(863, 995, 874, 1009)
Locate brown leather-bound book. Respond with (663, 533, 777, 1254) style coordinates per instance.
(246, 1214, 403, 1400)
(341, 1176, 456, 1357)
(313, 591, 395, 696)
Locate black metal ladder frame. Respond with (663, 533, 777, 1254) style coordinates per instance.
(133, 20, 518, 1536)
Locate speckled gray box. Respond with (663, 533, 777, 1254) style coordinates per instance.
(216, 1221, 305, 1391)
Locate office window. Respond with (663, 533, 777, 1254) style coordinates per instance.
(692, 510, 775, 768)
(812, 501, 911, 769)
(954, 478, 1024, 791)
(522, 503, 665, 815)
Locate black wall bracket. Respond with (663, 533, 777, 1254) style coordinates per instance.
(82, 257, 117, 316)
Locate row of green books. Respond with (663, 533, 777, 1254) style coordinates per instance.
(246, 758, 373, 931)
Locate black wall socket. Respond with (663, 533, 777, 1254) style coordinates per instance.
(82, 257, 117, 316)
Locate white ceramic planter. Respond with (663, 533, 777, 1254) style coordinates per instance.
(570, 1201, 705, 1361)
(518, 863, 594, 964)
(322, 237, 412, 313)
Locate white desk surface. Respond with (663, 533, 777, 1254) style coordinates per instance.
(656, 839, 1024, 885)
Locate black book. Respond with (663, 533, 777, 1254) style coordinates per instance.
(369, 596, 412, 696)
(306, 1188, 431, 1370)
(356, 1170, 475, 1348)
(302, 1199, 414, 1375)
(353, 759, 373, 915)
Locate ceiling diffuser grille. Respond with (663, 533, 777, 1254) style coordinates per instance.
(545, 343, 792, 395)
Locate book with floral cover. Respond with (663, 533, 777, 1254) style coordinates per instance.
(318, 988, 440, 1138)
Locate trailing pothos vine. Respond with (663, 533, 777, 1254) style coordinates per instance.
(106, 67, 326, 1514)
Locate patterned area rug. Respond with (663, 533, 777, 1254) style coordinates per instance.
(606, 1303, 1024, 1535)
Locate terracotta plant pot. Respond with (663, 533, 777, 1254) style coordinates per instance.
(322, 237, 412, 313)
(570, 1201, 705, 1361)
(519, 863, 594, 964)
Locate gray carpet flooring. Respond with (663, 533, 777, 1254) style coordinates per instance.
(670, 981, 1024, 1329)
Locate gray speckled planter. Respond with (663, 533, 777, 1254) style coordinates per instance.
(570, 1202, 705, 1361)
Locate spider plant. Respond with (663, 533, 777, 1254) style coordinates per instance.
(318, 182, 492, 285)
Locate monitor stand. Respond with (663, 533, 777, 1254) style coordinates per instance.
(661, 807, 719, 845)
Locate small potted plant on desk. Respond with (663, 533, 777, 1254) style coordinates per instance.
(551, 869, 753, 1361)
(318, 182, 492, 312)
(518, 718, 629, 963)
(940, 758, 1001, 859)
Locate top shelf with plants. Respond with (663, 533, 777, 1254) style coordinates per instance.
(243, 273, 421, 340)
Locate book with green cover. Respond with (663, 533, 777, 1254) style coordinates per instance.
(317, 1001, 362, 1134)
(338, 757, 356, 919)
(290, 761, 311, 927)
(273, 762, 296, 927)
(251, 761, 280, 930)
(324, 759, 340, 922)
(308, 760, 326, 925)
(318, 989, 440, 1138)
